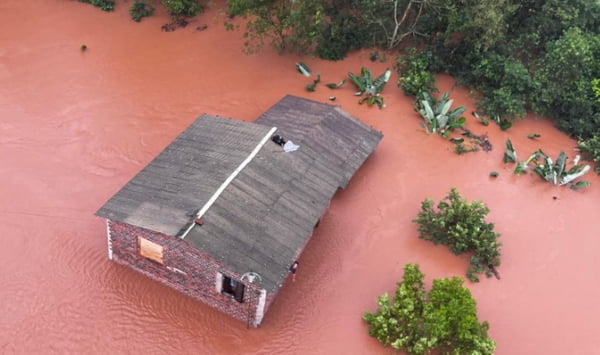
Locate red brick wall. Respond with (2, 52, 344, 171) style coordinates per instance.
(107, 220, 272, 327)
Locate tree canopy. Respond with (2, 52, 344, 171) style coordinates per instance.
(364, 264, 496, 354)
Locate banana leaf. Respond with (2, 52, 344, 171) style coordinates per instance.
(503, 139, 517, 163)
(449, 106, 466, 120)
(561, 165, 590, 185)
(439, 99, 453, 116)
(296, 62, 311, 77)
(533, 164, 549, 180)
(326, 79, 346, 89)
(500, 120, 512, 131)
(514, 162, 526, 175)
(371, 68, 391, 94)
(348, 72, 365, 93)
(554, 151, 567, 176)
(439, 92, 449, 103)
(448, 116, 466, 129)
(437, 114, 449, 129)
(570, 180, 591, 190)
(360, 67, 372, 84)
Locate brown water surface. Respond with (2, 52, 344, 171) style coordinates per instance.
(1, 1, 599, 354)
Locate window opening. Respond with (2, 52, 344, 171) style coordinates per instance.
(222, 275, 245, 303)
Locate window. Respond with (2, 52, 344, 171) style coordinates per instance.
(138, 236, 164, 264)
(222, 275, 245, 303)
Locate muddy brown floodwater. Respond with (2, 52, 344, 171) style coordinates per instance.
(1, 1, 600, 354)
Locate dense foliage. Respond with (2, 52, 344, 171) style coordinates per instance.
(579, 136, 600, 174)
(78, 0, 115, 11)
(396, 48, 436, 97)
(162, 0, 204, 21)
(227, 0, 325, 53)
(222, 0, 600, 143)
(413, 188, 501, 282)
(364, 263, 496, 354)
(130, 0, 154, 22)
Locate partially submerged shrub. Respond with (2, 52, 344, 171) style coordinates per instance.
(364, 263, 496, 354)
(504, 139, 592, 188)
(413, 188, 501, 282)
(396, 49, 436, 97)
(414, 92, 466, 136)
(162, 0, 204, 21)
(78, 0, 115, 11)
(348, 68, 391, 109)
(579, 134, 600, 174)
(130, 0, 155, 22)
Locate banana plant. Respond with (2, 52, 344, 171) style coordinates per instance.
(415, 92, 466, 136)
(533, 151, 591, 188)
(348, 68, 391, 109)
(514, 151, 541, 175)
(503, 142, 591, 189)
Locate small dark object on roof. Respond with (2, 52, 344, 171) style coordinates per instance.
(271, 135, 286, 146)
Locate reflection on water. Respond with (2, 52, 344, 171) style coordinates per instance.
(1, 1, 599, 354)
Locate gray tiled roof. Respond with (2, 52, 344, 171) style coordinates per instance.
(96, 95, 382, 292)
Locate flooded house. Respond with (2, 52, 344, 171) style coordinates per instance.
(96, 95, 382, 327)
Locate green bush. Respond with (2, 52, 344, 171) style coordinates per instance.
(78, 0, 115, 11)
(473, 54, 537, 120)
(363, 263, 496, 354)
(162, 0, 204, 20)
(130, 0, 154, 22)
(579, 134, 600, 174)
(533, 27, 600, 139)
(317, 14, 369, 60)
(413, 188, 501, 282)
(396, 49, 436, 97)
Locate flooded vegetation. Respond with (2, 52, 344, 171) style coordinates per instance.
(1, 1, 599, 353)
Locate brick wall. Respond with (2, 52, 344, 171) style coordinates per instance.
(107, 220, 273, 327)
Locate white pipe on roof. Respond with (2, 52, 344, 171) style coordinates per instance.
(180, 126, 277, 239)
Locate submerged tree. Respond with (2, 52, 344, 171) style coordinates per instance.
(227, 0, 325, 53)
(413, 188, 501, 282)
(364, 264, 496, 354)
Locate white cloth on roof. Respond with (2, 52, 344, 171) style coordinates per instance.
(283, 140, 299, 152)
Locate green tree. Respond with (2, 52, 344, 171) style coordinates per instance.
(130, 0, 154, 22)
(162, 0, 204, 21)
(227, 0, 325, 53)
(78, 0, 115, 12)
(396, 48, 437, 97)
(364, 264, 495, 354)
(507, 0, 600, 58)
(413, 188, 501, 282)
(533, 27, 600, 139)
